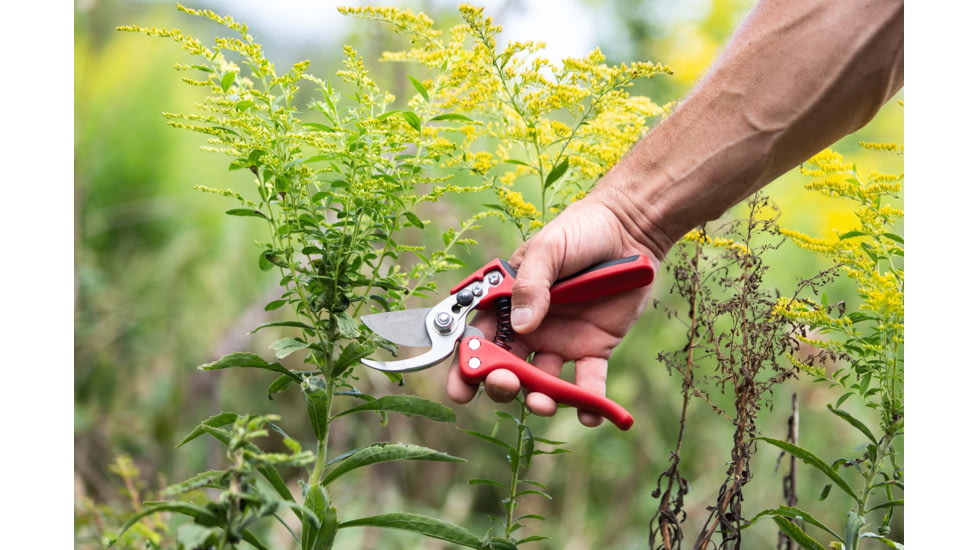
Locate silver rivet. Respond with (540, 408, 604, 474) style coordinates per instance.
(467, 357, 481, 369)
(471, 284, 483, 297)
(487, 272, 502, 285)
(468, 338, 481, 350)
(434, 312, 453, 333)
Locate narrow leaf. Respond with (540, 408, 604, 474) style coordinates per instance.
(751, 506, 842, 541)
(400, 111, 422, 132)
(467, 478, 506, 489)
(430, 113, 474, 122)
(544, 157, 569, 189)
(756, 437, 858, 500)
(225, 208, 267, 219)
(338, 513, 482, 548)
(220, 71, 236, 92)
(334, 395, 456, 423)
(270, 337, 309, 359)
(199, 352, 300, 382)
(459, 428, 512, 451)
(771, 517, 828, 550)
(322, 443, 464, 486)
(332, 342, 374, 376)
(868, 499, 904, 512)
(407, 75, 430, 102)
(403, 211, 425, 229)
(177, 412, 237, 447)
(827, 405, 877, 443)
(117, 501, 222, 539)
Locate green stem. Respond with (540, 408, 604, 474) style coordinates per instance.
(505, 403, 531, 538)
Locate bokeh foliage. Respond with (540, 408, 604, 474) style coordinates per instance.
(75, 1, 903, 548)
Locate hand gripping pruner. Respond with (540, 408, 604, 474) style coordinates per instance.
(360, 255, 656, 430)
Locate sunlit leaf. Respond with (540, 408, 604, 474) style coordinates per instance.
(407, 75, 430, 102)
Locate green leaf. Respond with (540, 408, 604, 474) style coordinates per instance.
(301, 122, 334, 132)
(338, 513, 482, 548)
(117, 501, 222, 539)
(751, 506, 842, 541)
(161, 470, 226, 496)
(177, 412, 237, 447)
(516, 535, 549, 545)
(403, 211, 425, 229)
(302, 485, 338, 550)
(459, 428, 512, 451)
(334, 394, 456, 423)
(270, 337, 309, 359)
(468, 478, 506, 489)
(220, 71, 236, 92)
(252, 320, 315, 334)
(399, 111, 422, 132)
(882, 232, 904, 244)
(868, 499, 904, 512)
(430, 113, 474, 122)
(176, 524, 217, 549)
(827, 405, 877, 443)
(407, 75, 430, 102)
(303, 376, 330, 441)
(322, 443, 464, 486)
(756, 437, 858, 500)
(262, 300, 288, 312)
(225, 208, 267, 219)
(485, 537, 519, 550)
(198, 352, 300, 382)
(838, 230, 868, 240)
(332, 342, 374, 376)
(771, 516, 828, 550)
(267, 374, 299, 399)
(543, 157, 569, 189)
(844, 510, 867, 550)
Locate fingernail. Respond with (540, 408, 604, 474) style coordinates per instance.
(510, 306, 533, 330)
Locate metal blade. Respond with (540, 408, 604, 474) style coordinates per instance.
(361, 308, 433, 347)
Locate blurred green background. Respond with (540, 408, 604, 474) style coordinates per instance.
(75, 1, 903, 548)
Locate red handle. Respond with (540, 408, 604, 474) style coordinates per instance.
(451, 255, 655, 308)
(457, 336, 634, 430)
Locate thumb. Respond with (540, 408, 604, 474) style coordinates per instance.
(508, 240, 562, 334)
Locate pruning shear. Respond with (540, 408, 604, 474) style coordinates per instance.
(360, 255, 656, 430)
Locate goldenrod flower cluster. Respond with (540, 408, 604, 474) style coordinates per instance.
(682, 230, 752, 257)
(341, 3, 671, 240)
(780, 144, 904, 413)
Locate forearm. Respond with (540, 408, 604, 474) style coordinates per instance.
(593, 0, 904, 259)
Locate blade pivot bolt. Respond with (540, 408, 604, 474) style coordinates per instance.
(467, 357, 481, 369)
(456, 288, 474, 306)
(434, 312, 454, 333)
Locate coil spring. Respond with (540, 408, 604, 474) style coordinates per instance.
(494, 297, 517, 350)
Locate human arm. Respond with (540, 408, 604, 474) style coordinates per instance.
(446, 0, 904, 424)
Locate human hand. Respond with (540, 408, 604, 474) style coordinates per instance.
(445, 196, 659, 426)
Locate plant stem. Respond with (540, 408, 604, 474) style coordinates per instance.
(505, 402, 531, 539)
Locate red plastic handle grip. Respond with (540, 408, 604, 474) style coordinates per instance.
(457, 336, 634, 430)
(451, 255, 655, 308)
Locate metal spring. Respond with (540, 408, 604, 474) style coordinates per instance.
(493, 297, 517, 350)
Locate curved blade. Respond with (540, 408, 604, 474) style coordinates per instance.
(361, 308, 433, 347)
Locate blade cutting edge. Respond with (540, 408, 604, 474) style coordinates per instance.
(360, 308, 433, 347)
